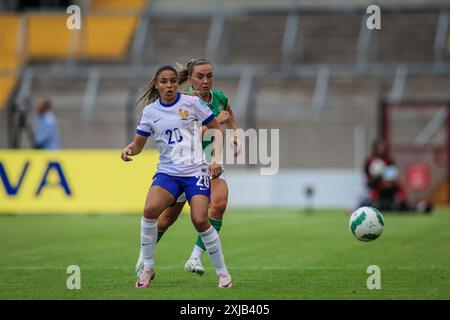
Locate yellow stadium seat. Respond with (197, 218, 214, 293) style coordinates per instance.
(0, 14, 21, 109)
(91, 0, 147, 11)
(1, 8, 143, 106)
(82, 15, 138, 58)
(0, 56, 20, 71)
(0, 14, 22, 69)
(27, 14, 138, 59)
(27, 14, 78, 58)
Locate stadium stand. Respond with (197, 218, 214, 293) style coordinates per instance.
(2, 0, 450, 187)
(372, 11, 438, 64)
(83, 15, 138, 59)
(27, 13, 138, 59)
(0, 0, 143, 112)
(221, 14, 285, 66)
(143, 16, 211, 65)
(404, 75, 450, 100)
(0, 14, 22, 108)
(27, 14, 75, 58)
(297, 13, 361, 65)
(90, 0, 147, 11)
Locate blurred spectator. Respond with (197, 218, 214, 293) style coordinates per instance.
(359, 138, 396, 210)
(304, 185, 315, 212)
(372, 165, 409, 211)
(34, 97, 61, 150)
(358, 140, 433, 213)
(364, 138, 396, 194)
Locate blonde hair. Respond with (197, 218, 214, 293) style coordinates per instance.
(176, 58, 212, 87)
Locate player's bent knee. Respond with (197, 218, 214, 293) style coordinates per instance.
(143, 204, 162, 220)
(191, 215, 210, 232)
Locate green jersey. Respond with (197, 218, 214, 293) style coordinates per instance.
(207, 90, 229, 117)
(185, 87, 229, 151)
(185, 87, 228, 117)
(201, 90, 229, 152)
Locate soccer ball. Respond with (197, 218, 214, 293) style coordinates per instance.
(349, 206, 384, 242)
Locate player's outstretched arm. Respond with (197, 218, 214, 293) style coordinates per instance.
(121, 135, 148, 162)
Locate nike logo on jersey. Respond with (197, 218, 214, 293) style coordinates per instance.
(200, 187, 208, 191)
(154, 119, 161, 123)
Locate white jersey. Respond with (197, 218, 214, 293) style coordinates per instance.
(136, 93, 215, 177)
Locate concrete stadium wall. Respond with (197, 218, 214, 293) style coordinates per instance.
(225, 168, 365, 209)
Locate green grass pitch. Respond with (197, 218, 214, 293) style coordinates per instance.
(0, 208, 449, 299)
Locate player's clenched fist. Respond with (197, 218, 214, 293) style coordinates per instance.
(208, 162, 222, 179)
(121, 147, 133, 162)
(217, 111, 231, 124)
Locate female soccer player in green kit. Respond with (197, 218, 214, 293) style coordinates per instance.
(136, 58, 240, 277)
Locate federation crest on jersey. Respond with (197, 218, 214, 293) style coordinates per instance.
(179, 108, 189, 120)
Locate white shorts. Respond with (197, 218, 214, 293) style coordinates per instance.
(176, 170, 227, 203)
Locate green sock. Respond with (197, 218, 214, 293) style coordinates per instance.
(195, 217, 222, 251)
(157, 230, 166, 243)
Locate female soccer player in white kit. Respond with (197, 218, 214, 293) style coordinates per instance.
(121, 65, 232, 288)
(136, 59, 240, 277)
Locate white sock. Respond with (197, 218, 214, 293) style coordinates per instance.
(199, 226, 229, 276)
(190, 245, 205, 259)
(140, 217, 158, 270)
